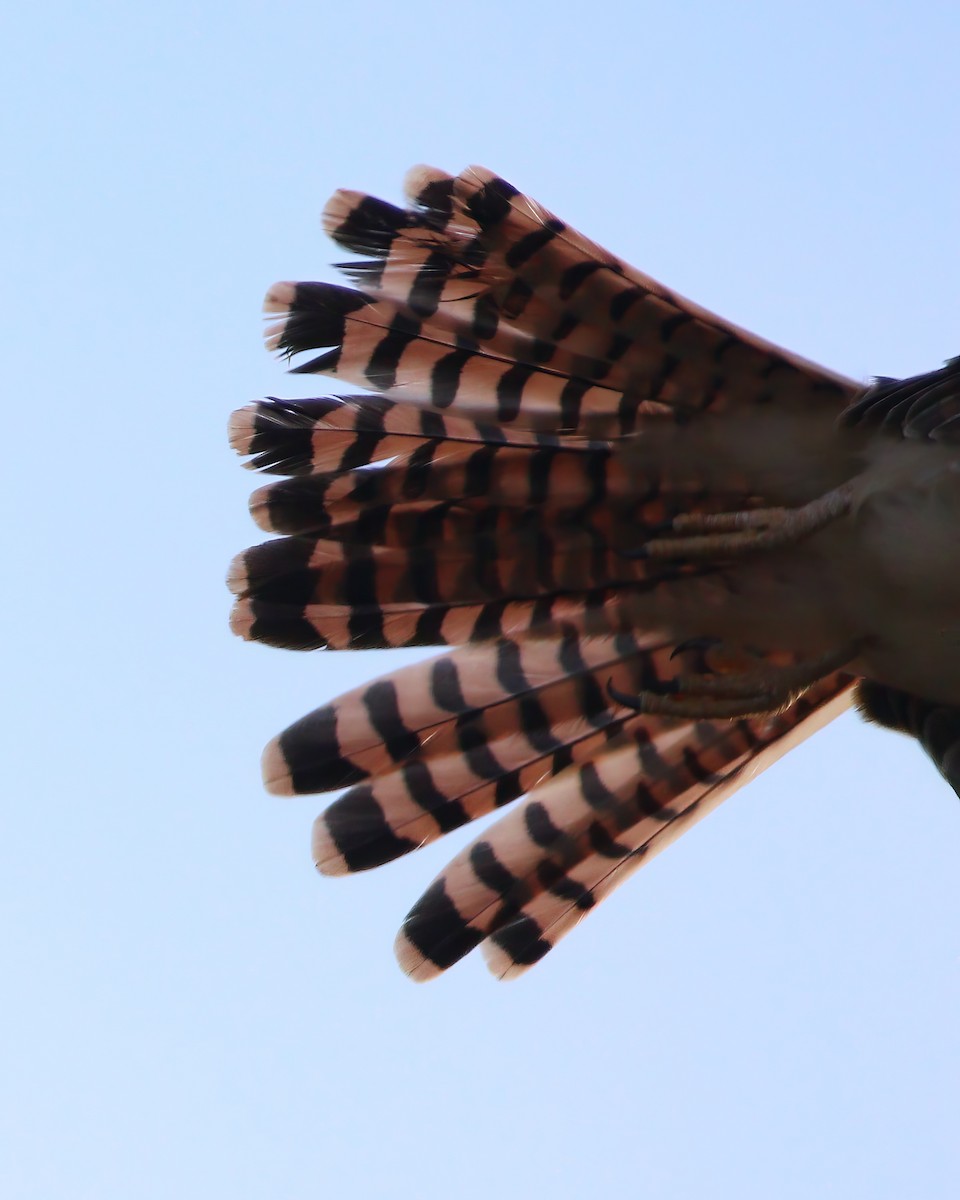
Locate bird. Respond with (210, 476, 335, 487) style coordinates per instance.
(227, 164, 960, 981)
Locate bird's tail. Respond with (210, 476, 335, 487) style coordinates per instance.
(229, 166, 858, 978)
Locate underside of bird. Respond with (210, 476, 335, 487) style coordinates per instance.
(228, 165, 960, 979)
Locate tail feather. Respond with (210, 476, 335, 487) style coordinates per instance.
(482, 676, 854, 980)
(449, 167, 855, 414)
(243, 440, 634, 535)
(228, 395, 583, 476)
(231, 394, 758, 547)
(264, 280, 639, 433)
(306, 635, 689, 874)
(229, 583, 654, 652)
(396, 676, 852, 981)
(312, 165, 853, 428)
(324, 166, 460, 262)
(227, 512, 734, 652)
(264, 631, 671, 797)
(231, 165, 862, 978)
(394, 728, 746, 980)
(229, 530, 646, 610)
(324, 170, 486, 319)
(324, 177, 660, 389)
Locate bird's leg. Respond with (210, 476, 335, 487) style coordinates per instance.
(636, 483, 852, 561)
(608, 641, 861, 720)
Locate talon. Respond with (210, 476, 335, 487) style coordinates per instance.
(669, 636, 722, 661)
(607, 679, 654, 712)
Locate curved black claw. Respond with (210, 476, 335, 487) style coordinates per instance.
(669, 636, 722, 661)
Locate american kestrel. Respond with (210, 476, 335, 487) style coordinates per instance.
(228, 166, 960, 979)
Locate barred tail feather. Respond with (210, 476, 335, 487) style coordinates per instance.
(480, 678, 853, 980)
(263, 280, 643, 433)
(267, 631, 669, 801)
(228, 394, 573, 476)
(231, 165, 862, 978)
(298, 165, 854, 432)
(228, 395, 758, 654)
(395, 676, 852, 981)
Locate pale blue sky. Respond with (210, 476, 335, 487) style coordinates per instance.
(3, 3, 960, 1197)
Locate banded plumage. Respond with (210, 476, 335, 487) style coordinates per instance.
(229, 165, 960, 979)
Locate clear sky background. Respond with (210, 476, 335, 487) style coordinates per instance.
(3, 3, 960, 1197)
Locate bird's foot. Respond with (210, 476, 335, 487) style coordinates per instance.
(631, 484, 852, 561)
(609, 641, 860, 719)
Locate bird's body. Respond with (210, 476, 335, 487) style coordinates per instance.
(229, 165, 960, 978)
(843, 439, 960, 702)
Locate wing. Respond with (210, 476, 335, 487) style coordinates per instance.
(855, 680, 960, 797)
(839, 357, 960, 441)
